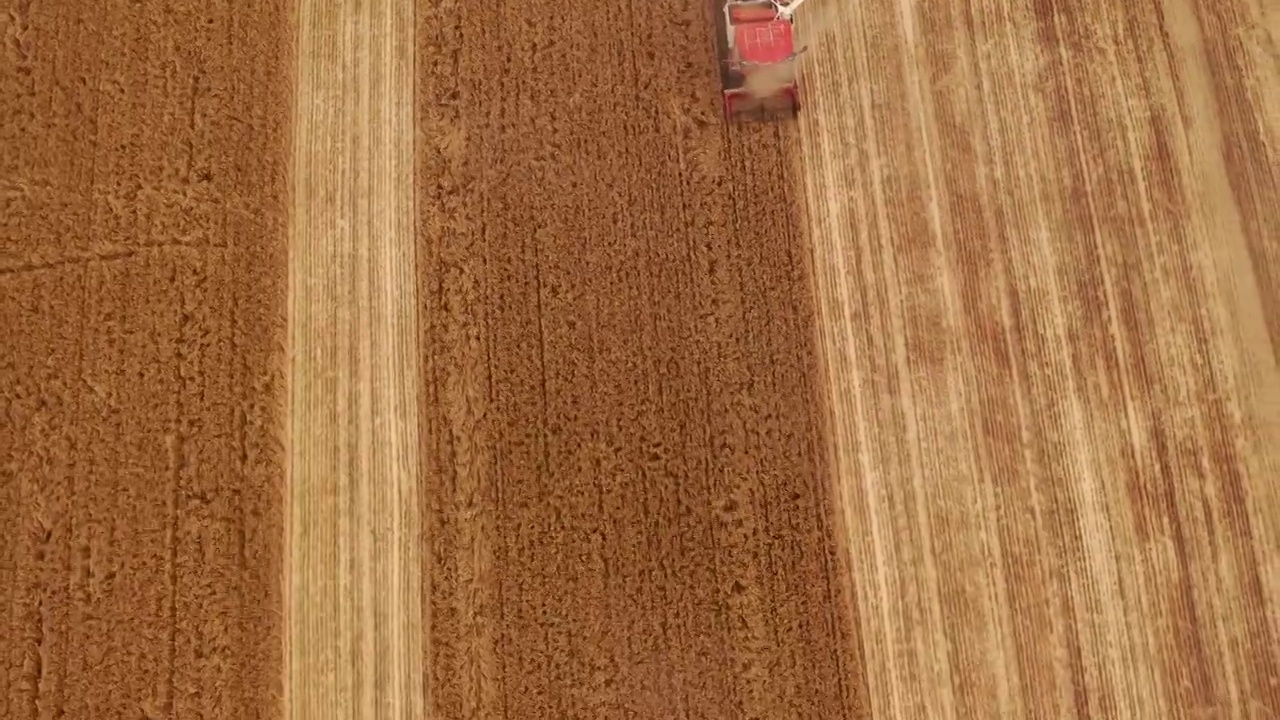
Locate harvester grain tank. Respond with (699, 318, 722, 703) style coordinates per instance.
(711, 0, 813, 122)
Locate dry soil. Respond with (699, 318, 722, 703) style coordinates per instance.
(416, 0, 859, 717)
(1, 1, 291, 717)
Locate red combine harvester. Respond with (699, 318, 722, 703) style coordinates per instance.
(710, 0, 811, 122)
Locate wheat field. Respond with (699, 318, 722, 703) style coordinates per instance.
(3, 0, 1276, 716)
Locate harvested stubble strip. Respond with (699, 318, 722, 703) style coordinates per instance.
(1, 1, 290, 717)
(416, 0, 864, 717)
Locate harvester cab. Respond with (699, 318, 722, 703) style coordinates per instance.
(711, 0, 811, 122)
